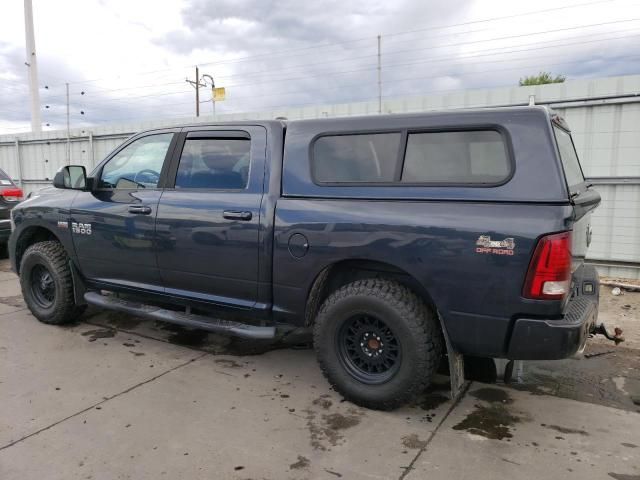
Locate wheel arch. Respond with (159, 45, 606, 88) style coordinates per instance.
(304, 258, 437, 327)
(13, 225, 63, 274)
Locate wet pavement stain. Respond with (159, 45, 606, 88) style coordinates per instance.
(304, 401, 364, 450)
(87, 312, 314, 357)
(102, 311, 144, 330)
(221, 336, 312, 356)
(0, 294, 25, 308)
(322, 412, 360, 431)
(160, 323, 292, 356)
(166, 327, 210, 347)
(471, 388, 514, 404)
(304, 409, 325, 451)
(214, 358, 243, 368)
(452, 401, 522, 440)
(416, 393, 449, 411)
(289, 455, 310, 470)
(542, 424, 589, 436)
(312, 395, 333, 410)
(402, 433, 428, 449)
(507, 343, 640, 412)
(81, 329, 116, 341)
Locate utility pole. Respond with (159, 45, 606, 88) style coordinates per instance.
(66, 83, 70, 164)
(377, 35, 382, 114)
(24, 0, 42, 133)
(186, 66, 206, 117)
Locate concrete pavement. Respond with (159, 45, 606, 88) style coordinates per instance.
(0, 258, 638, 480)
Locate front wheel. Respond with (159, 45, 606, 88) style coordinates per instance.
(313, 279, 442, 410)
(20, 241, 86, 325)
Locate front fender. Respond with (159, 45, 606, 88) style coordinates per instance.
(9, 189, 78, 273)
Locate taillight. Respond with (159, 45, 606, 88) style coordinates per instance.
(0, 187, 23, 202)
(523, 231, 572, 300)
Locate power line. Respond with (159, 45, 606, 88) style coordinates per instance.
(69, 31, 640, 112)
(49, 52, 640, 126)
(197, 0, 622, 67)
(30, 66, 628, 129)
(188, 20, 640, 83)
(3, 13, 634, 110)
(1, 2, 637, 131)
(69, 17, 640, 98)
(3, 27, 637, 118)
(33, 0, 622, 90)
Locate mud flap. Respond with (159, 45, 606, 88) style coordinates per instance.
(438, 311, 469, 400)
(69, 260, 87, 306)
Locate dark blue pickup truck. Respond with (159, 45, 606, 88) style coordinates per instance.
(9, 107, 609, 409)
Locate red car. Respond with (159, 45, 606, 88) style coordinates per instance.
(0, 168, 23, 250)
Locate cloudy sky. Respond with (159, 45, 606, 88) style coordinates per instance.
(1, 0, 639, 134)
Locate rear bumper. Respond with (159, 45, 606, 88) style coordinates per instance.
(506, 265, 599, 360)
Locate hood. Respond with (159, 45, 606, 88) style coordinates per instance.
(17, 186, 78, 211)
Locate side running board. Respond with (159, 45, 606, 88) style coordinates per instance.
(84, 292, 276, 340)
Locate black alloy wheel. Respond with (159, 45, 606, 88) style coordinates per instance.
(29, 264, 56, 308)
(337, 314, 401, 384)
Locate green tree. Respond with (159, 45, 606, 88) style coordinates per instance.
(519, 72, 566, 86)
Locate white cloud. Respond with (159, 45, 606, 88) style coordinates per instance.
(1, 0, 640, 134)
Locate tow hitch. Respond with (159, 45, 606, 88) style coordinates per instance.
(591, 323, 625, 345)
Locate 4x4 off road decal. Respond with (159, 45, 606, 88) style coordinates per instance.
(476, 235, 515, 256)
(71, 222, 92, 235)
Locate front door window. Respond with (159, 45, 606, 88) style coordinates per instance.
(100, 133, 173, 189)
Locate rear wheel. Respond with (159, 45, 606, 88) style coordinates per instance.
(20, 241, 85, 324)
(313, 279, 442, 410)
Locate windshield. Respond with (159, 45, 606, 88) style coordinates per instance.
(553, 125, 585, 189)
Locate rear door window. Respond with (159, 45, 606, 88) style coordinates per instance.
(401, 130, 510, 184)
(312, 133, 402, 183)
(553, 126, 585, 188)
(175, 138, 251, 189)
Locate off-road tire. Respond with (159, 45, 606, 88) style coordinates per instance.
(313, 278, 442, 410)
(20, 241, 85, 324)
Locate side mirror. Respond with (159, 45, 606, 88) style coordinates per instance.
(53, 165, 88, 190)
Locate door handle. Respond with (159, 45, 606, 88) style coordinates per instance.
(128, 205, 152, 215)
(223, 210, 252, 221)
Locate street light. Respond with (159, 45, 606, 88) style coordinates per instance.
(201, 74, 215, 115)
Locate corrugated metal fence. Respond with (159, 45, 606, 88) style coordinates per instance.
(1, 74, 639, 278)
